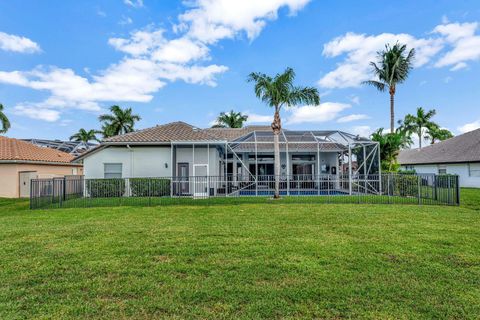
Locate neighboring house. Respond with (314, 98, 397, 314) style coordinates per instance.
(398, 128, 480, 188)
(75, 121, 378, 196)
(0, 136, 83, 198)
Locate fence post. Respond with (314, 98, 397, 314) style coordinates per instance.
(455, 175, 460, 206)
(447, 176, 451, 205)
(417, 175, 421, 205)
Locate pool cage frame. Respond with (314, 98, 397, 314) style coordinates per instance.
(171, 129, 381, 196)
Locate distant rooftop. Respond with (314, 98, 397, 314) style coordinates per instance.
(398, 128, 480, 165)
(1, 136, 75, 164)
(21, 139, 97, 157)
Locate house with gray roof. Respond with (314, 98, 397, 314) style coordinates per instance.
(398, 128, 480, 187)
(75, 121, 379, 197)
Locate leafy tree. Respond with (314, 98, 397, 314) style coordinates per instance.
(0, 103, 11, 134)
(69, 128, 101, 143)
(248, 67, 320, 198)
(371, 128, 411, 171)
(212, 110, 248, 128)
(363, 43, 415, 133)
(425, 123, 453, 145)
(99, 105, 141, 138)
(399, 107, 436, 149)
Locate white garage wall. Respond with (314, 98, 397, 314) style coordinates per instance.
(83, 146, 171, 178)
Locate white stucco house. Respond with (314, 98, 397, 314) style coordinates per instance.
(398, 128, 480, 188)
(74, 121, 380, 196)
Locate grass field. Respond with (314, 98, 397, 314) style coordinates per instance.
(0, 190, 479, 319)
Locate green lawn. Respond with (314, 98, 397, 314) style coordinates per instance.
(0, 190, 479, 319)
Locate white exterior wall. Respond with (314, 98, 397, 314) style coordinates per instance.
(401, 163, 480, 188)
(174, 146, 219, 177)
(83, 146, 171, 178)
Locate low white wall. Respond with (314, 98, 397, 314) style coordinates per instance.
(83, 146, 171, 179)
(401, 163, 480, 188)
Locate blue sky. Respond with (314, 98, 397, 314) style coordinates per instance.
(0, 0, 479, 142)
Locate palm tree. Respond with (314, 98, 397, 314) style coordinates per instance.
(371, 128, 411, 171)
(0, 103, 11, 134)
(425, 123, 453, 145)
(70, 128, 101, 143)
(99, 105, 141, 138)
(363, 43, 415, 133)
(400, 107, 436, 149)
(248, 67, 320, 198)
(212, 110, 248, 128)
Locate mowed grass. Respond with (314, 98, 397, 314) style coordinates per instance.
(0, 191, 479, 319)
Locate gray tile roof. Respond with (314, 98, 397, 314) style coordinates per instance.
(398, 128, 480, 165)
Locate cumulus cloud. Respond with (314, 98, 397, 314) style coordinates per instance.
(285, 102, 351, 124)
(318, 32, 442, 89)
(0, 31, 40, 53)
(318, 20, 480, 89)
(245, 112, 272, 124)
(13, 105, 60, 122)
(458, 120, 480, 133)
(178, 0, 311, 44)
(336, 114, 370, 123)
(351, 125, 372, 138)
(0, 1, 312, 122)
(433, 22, 480, 69)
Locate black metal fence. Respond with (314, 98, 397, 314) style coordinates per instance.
(30, 174, 460, 209)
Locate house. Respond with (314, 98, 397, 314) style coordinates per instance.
(74, 121, 379, 196)
(0, 136, 83, 198)
(398, 128, 480, 188)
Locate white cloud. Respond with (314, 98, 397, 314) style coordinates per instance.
(318, 32, 443, 88)
(0, 1, 311, 122)
(245, 112, 272, 123)
(337, 114, 370, 123)
(350, 95, 360, 105)
(458, 120, 480, 133)
(13, 105, 60, 122)
(178, 0, 311, 44)
(0, 31, 41, 53)
(285, 102, 351, 124)
(318, 20, 480, 89)
(124, 0, 143, 8)
(351, 125, 371, 138)
(433, 22, 480, 69)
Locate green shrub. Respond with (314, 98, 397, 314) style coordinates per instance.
(87, 179, 125, 198)
(382, 174, 419, 197)
(130, 178, 171, 197)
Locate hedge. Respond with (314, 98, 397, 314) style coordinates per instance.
(130, 178, 171, 197)
(87, 179, 126, 198)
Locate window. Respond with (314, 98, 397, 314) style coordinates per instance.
(104, 163, 122, 178)
(291, 154, 315, 161)
(469, 163, 480, 177)
(438, 165, 447, 175)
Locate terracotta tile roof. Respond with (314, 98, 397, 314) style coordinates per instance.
(104, 122, 272, 143)
(0, 136, 75, 163)
(398, 128, 480, 165)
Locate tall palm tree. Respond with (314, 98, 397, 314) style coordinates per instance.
(425, 123, 453, 145)
(99, 105, 141, 138)
(400, 107, 436, 149)
(0, 103, 11, 134)
(248, 67, 320, 198)
(70, 128, 101, 143)
(212, 110, 248, 128)
(363, 43, 415, 133)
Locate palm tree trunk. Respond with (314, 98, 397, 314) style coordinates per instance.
(389, 91, 395, 134)
(272, 108, 281, 199)
(418, 131, 422, 149)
